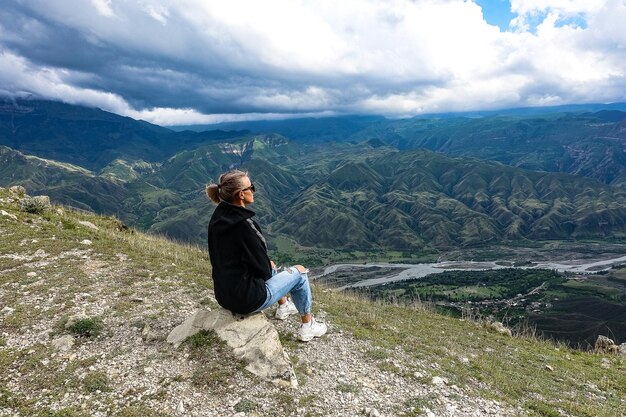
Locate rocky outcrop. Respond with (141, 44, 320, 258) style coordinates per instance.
(9, 185, 26, 196)
(488, 321, 512, 337)
(167, 308, 298, 388)
(594, 335, 625, 355)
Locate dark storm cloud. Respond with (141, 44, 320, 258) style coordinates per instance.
(0, 1, 624, 124)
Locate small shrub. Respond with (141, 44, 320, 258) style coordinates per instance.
(234, 398, 257, 413)
(186, 330, 221, 353)
(366, 348, 390, 360)
(274, 392, 297, 413)
(298, 394, 318, 407)
(377, 361, 402, 374)
(402, 394, 436, 415)
(191, 363, 231, 388)
(335, 382, 360, 393)
(68, 318, 103, 338)
(59, 219, 77, 230)
(19, 196, 49, 214)
(0, 386, 19, 408)
(83, 371, 110, 393)
(199, 297, 213, 306)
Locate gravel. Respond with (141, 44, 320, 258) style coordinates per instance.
(0, 245, 523, 417)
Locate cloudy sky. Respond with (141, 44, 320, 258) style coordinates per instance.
(0, 0, 625, 125)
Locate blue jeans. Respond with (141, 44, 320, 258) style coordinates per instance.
(253, 266, 312, 315)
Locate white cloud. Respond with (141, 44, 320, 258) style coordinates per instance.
(143, 4, 169, 25)
(510, 0, 605, 16)
(128, 107, 337, 125)
(510, 0, 605, 31)
(0, 51, 144, 118)
(90, 0, 115, 17)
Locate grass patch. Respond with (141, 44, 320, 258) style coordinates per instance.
(366, 348, 390, 360)
(298, 394, 319, 407)
(83, 371, 111, 393)
(185, 330, 222, 353)
(191, 362, 231, 388)
(377, 361, 402, 374)
(59, 218, 77, 230)
(273, 392, 297, 413)
(199, 297, 215, 307)
(400, 394, 438, 416)
(184, 330, 247, 390)
(233, 398, 257, 413)
(317, 287, 626, 417)
(525, 400, 561, 417)
(335, 382, 360, 393)
(67, 317, 104, 338)
(0, 385, 20, 408)
(113, 300, 135, 313)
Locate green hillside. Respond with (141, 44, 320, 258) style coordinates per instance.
(176, 108, 626, 186)
(349, 112, 626, 186)
(4, 133, 626, 254)
(0, 98, 243, 170)
(4, 99, 626, 186)
(0, 146, 129, 214)
(1, 187, 624, 416)
(3, 99, 626, 254)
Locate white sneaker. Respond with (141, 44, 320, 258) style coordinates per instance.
(275, 299, 298, 320)
(298, 317, 327, 342)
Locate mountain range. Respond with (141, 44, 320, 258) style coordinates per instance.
(2, 97, 626, 253)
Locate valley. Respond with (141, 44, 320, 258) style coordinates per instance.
(2, 97, 626, 351)
(312, 252, 626, 349)
(312, 252, 626, 290)
(3, 100, 626, 252)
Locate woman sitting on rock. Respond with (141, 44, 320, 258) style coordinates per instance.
(206, 169, 327, 342)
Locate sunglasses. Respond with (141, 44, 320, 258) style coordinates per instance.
(241, 183, 256, 193)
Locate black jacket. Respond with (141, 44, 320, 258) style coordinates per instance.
(208, 202, 272, 314)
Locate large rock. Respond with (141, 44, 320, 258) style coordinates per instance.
(78, 220, 99, 230)
(595, 335, 619, 354)
(51, 335, 74, 352)
(9, 186, 26, 196)
(488, 321, 512, 337)
(167, 308, 298, 388)
(0, 210, 17, 220)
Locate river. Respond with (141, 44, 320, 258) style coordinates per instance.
(315, 254, 626, 290)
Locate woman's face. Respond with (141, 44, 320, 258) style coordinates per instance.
(239, 176, 255, 206)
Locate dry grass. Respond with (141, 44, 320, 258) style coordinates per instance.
(316, 288, 626, 417)
(2, 188, 625, 417)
